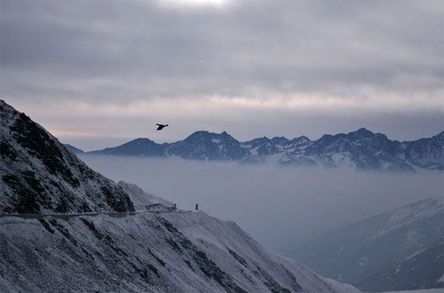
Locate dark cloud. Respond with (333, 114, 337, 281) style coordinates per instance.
(1, 0, 443, 145)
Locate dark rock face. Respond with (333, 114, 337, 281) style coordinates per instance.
(0, 99, 134, 214)
(11, 112, 80, 186)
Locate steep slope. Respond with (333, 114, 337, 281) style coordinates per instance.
(404, 131, 444, 170)
(89, 128, 444, 171)
(0, 100, 134, 213)
(358, 242, 444, 291)
(0, 211, 360, 293)
(0, 99, 359, 292)
(292, 197, 444, 291)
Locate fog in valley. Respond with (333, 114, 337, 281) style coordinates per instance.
(80, 155, 444, 257)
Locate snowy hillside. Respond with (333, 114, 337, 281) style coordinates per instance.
(293, 197, 444, 292)
(0, 211, 360, 293)
(0, 100, 134, 214)
(0, 99, 359, 292)
(89, 128, 444, 171)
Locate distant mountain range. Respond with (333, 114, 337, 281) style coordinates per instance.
(71, 128, 444, 171)
(292, 197, 444, 292)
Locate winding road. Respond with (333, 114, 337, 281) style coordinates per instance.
(0, 206, 192, 221)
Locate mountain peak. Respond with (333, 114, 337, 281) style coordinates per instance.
(91, 137, 165, 157)
(185, 130, 211, 139)
(0, 100, 134, 213)
(347, 128, 374, 139)
(185, 130, 235, 141)
(291, 135, 311, 143)
(130, 137, 156, 144)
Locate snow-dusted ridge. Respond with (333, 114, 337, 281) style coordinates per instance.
(0, 99, 360, 292)
(294, 197, 444, 292)
(0, 100, 134, 214)
(88, 128, 444, 172)
(0, 211, 360, 292)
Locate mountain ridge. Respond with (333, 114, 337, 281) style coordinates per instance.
(0, 100, 134, 214)
(86, 128, 444, 171)
(292, 197, 444, 292)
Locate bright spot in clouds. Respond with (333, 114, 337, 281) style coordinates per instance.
(160, 0, 229, 7)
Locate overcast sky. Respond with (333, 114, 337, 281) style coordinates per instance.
(1, 0, 443, 150)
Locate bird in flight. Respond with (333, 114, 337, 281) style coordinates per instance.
(156, 123, 168, 131)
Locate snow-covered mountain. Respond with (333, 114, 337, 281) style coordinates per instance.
(404, 132, 444, 170)
(292, 197, 444, 292)
(0, 99, 359, 292)
(89, 128, 444, 171)
(0, 100, 134, 214)
(0, 209, 360, 293)
(166, 131, 249, 161)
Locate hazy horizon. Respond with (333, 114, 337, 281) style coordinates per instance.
(79, 154, 444, 255)
(60, 127, 443, 151)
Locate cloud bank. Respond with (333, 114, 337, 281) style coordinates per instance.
(1, 0, 443, 147)
(80, 155, 444, 254)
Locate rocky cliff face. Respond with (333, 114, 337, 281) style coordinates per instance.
(0, 99, 134, 213)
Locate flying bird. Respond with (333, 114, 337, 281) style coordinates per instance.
(156, 123, 168, 131)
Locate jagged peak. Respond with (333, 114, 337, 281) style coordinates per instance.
(0, 100, 135, 213)
(249, 136, 271, 142)
(1, 99, 25, 128)
(291, 135, 311, 143)
(347, 127, 374, 137)
(0, 98, 10, 109)
(185, 130, 236, 141)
